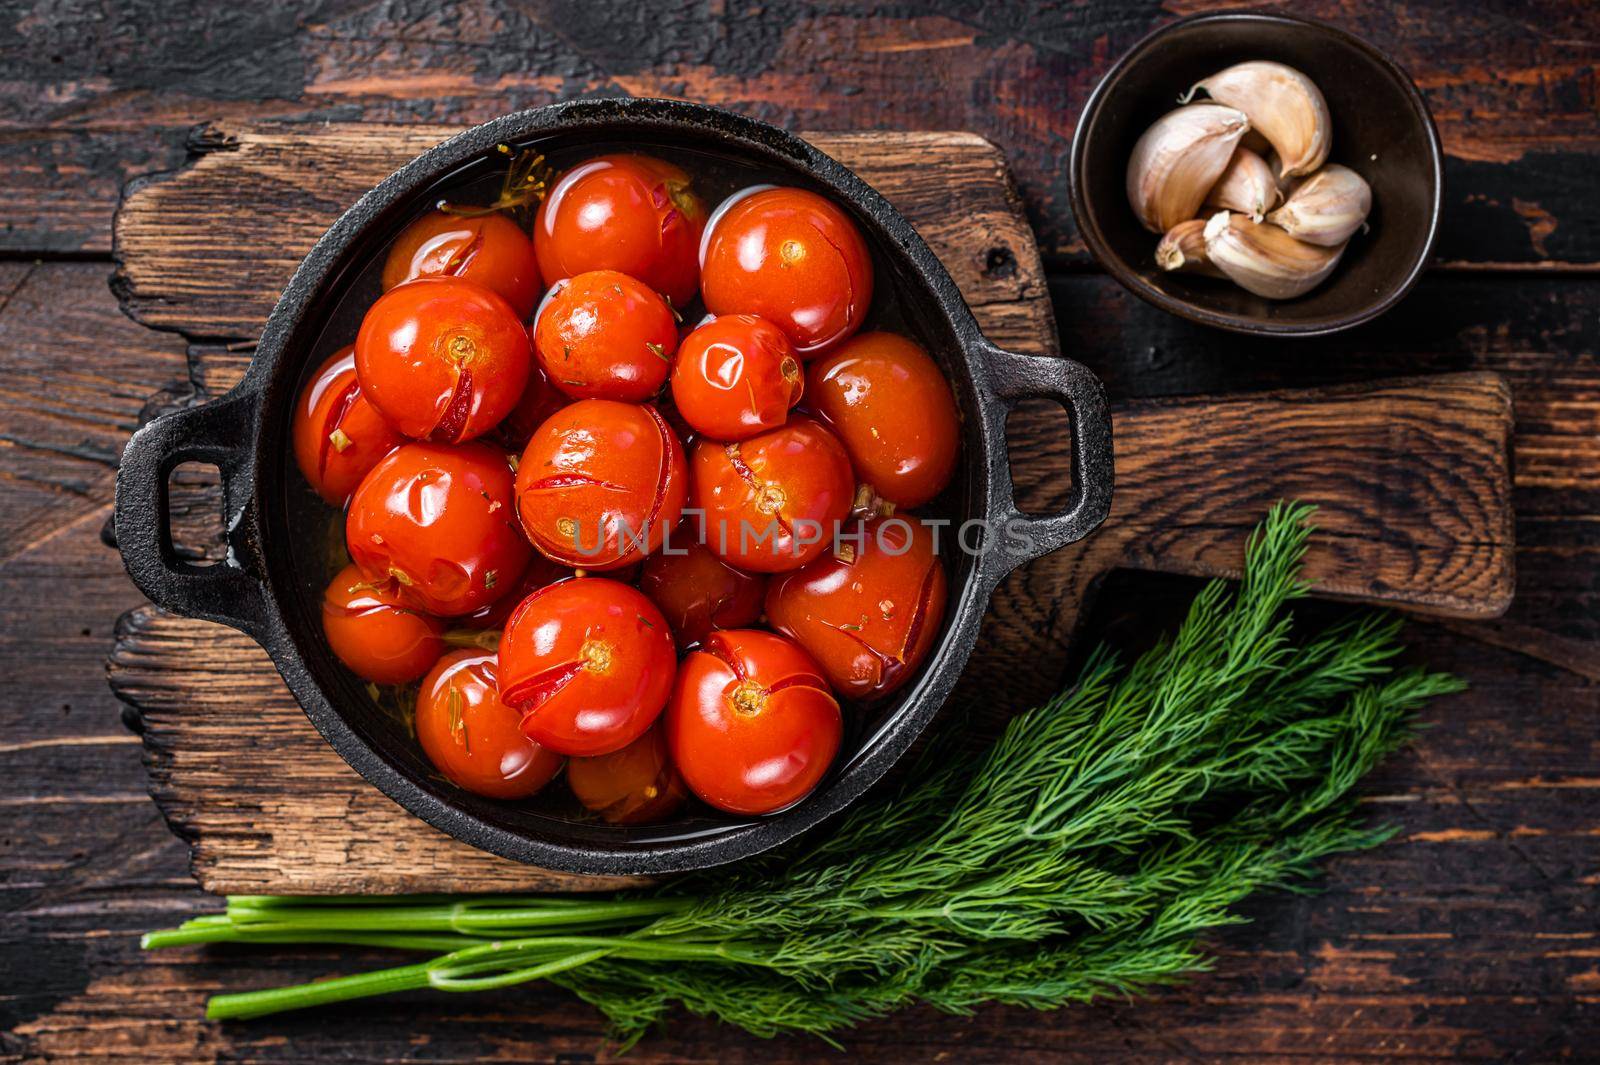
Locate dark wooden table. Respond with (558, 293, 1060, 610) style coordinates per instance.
(1, 2, 1595, 1061)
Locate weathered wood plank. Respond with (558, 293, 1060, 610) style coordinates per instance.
(7, 2, 1599, 268)
(111, 124, 1055, 343)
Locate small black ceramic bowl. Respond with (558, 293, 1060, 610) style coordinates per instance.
(115, 99, 1113, 877)
(1070, 11, 1442, 336)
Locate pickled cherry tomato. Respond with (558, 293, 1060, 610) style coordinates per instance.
(669, 314, 803, 441)
(321, 563, 445, 685)
(492, 358, 567, 450)
(499, 578, 677, 757)
(354, 277, 531, 443)
(690, 416, 855, 573)
(665, 629, 842, 815)
(699, 187, 874, 357)
(807, 331, 959, 510)
(459, 553, 572, 630)
(381, 210, 542, 318)
(533, 271, 677, 402)
(346, 441, 531, 617)
(415, 650, 564, 800)
(535, 154, 706, 308)
(292, 346, 404, 505)
(566, 722, 687, 824)
(515, 400, 687, 570)
(765, 517, 948, 700)
(639, 536, 767, 648)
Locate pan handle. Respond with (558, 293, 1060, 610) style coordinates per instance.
(976, 343, 1114, 581)
(113, 388, 270, 637)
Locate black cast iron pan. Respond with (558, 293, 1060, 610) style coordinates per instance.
(114, 98, 1113, 876)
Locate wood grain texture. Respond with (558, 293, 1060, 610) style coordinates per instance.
(4, 1, 1598, 269)
(112, 123, 1052, 346)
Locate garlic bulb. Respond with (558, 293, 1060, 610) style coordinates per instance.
(1202, 211, 1344, 299)
(1266, 164, 1371, 247)
(1126, 104, 1251, 234)
(1184, 61, 1331, 178)
(1204, 147, 1281, 222)
(1155, 219, 1222, 276)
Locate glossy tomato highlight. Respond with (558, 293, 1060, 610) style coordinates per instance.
(669, 314, 803, 441)
(566, 722, 687, 824)
(416, 650, 565, 800)
(639, 535, 767, 648)
(321, 563, 445, 685)
(515, 400, 687, 570)
(535, 154, 706, 308)
(807, 331, 959, 510)
(354, 277, 531, 443)
(533, 271, 677, 402)
(499, 577, 677, 757)
(666, 629, 842, 815)
(292, 346, 404, 505)
(381, 209, 542, 318)
(346, 441, 531, 617)
(689, 416, 854, 573)
(700, 186, 873, 357)
(765, 516, 947, 700)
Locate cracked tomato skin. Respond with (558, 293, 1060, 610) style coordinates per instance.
(669, 314, 803, 442)
(665, 629, 842, 815)
(515, 400, 687, 571)
(415, 649, 565, 800)
(346, 441, 531, 618)
(638, 534, 767, 649)
(292, 346, 405, 506)
(535, 154, 707, 308)
(320, 563, 445, 685)
(381, 209, 542, 319)
(354, 277, 531, 443)
(566, 721, 688, 824)
(689, 416, 854, 574)
(499, 577, 677, 757)
(764, 516, 948, 701)
(807, 331, 959, 511)
(699, 186, 874, 358)
(532, 271, 677, 402)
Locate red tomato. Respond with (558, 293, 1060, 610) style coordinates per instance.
(492, 358, 568, 450)
(415, 649, 564, 800)
(669, 314, 803, 441)
(459, 554, 573, 630)
(765, 516, 948, 700)
(665, 629, 842, 815)
(532, 271, 677, 402)
(699, 186, 873, 357)
(291, 346, 404, 506)
(689, 416, 855, 573)
(354, 277, 531, 442)
(515, 400, 687, 570)
(321, 563, 444, 685)
(381, 210, 542, 319)
(346, 441, 531, 617)
(535, 154, 707, 308)
(639, 535, 767, 649)
(807, 331, 959, 510)
(566, 722, 688, 824)
(499, 577, 677, 757)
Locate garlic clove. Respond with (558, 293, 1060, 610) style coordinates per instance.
(1266, 164, 1372, 247)
(1183, 61, 1331, 178)
(1201, 211, 1344, 300)
(1204, 147, 1281, 222)
(1155, 219, 1224, 277)
(1126, 104, 1251, 234)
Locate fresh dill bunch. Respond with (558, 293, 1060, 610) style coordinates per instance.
(146, 502, 1466, 1045)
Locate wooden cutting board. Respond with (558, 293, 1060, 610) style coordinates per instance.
(107, 122, 1515, 895)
